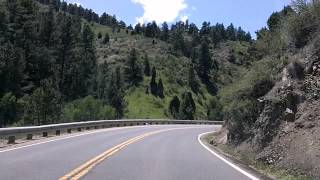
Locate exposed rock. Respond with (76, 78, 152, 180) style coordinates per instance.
(284, 108, 295, 122)
(287, 61, 304, 80)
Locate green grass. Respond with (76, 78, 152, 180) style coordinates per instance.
(124, 74, 211, 119)
(124, 87, 167, 119)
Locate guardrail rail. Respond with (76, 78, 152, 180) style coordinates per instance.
(0, 119, 223, 144)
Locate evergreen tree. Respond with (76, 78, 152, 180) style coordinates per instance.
(197, 39, 212, 83)
(171, 28, 185, 55)
(97, 32, 102, 39)
(124, 49, 143, 86)
(108, 73, 125, 119)
(144, 54, 151, 76)
(200, 21, 211, 36)
(78, 23, 97, 97)
(169, 96, 180, 119)
(188, 66, 200, 94)
(236, 27, 246, 41)
(207, 97, 223, 121)
(157, 78, 164, 98)
(161, 22, 169, 41)
(180, 92, 196, 120)
(244, 32, 252, 42)
(0, 93, 19, 127)
(103, 32, 110, 44)
(226, 23, 236, 41)
(38, 7, 55, 47)
(150, 67, 158, 96)
(228, 49, 237, 64)
(55, 13, 79, 98)
(267, 12, 281, 32)
(115, 66, 122, 89)
(96, 62, 109, 101)
(134, 23, 142, 34)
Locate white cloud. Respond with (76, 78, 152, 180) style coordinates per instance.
(74, 2, 81, 6)
(132, 0, 188, 24)
(180, 15, 189, 22)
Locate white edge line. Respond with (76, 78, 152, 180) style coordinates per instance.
(198, 131, 260, 180)
(0, 126, 142, 153)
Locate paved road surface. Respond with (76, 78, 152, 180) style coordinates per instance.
(0, 125, 254, 180)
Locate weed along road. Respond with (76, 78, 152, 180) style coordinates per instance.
(0, 125, 257, 180)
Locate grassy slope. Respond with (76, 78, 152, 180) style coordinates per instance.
(91, 23, 250, 119)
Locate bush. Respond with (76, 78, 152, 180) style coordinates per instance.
(63, 96, 116, 122)
(219, 58, 280, 143)
(0, 93, 19, 127)
(207, 97, 223, 121)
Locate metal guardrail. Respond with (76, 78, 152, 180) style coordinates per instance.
(0, 119, 223, 144)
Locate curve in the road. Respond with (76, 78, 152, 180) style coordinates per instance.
(59, 127, 200, 180)
(0, 125, 259, 180)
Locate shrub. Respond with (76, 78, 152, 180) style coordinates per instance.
(207, 97, 223, 121)
(0, 93, 19, 127)
(63, 96, 116, 122)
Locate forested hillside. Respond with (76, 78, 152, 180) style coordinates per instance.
(0, 0, 252, 127)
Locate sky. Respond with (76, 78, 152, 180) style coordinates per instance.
(66, 0, 292, 35)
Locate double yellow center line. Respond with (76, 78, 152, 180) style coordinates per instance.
(59, 127, 195, 180)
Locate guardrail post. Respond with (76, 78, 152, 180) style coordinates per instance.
(56, 130, 61, 136)
(8, 136, 15, 144)
(27, 134, 33, 140)
(43, 132, 48, 137)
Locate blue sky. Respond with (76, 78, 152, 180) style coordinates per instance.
(67, 0, 291, 35)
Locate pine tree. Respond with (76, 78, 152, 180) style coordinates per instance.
(97, 32, 102, 39)
(188, 66, 200, 94)
(115, 66, 122, 89)
(103, 32, 110, 44)
(200, 21, 210, 36)
(134, 23, 142, 34)
(97, 62, 109, 101)
(169, 96, 180, 119)
(124, 48, 143, 86)
(197, 38, 212, 83)
(180, 92, 196, 120)
(144, 54, 151, 76)
(55, 13, 78, 98)
(108, 73, 125, 119)
(161, 22, 169, 41)
(0, 93, 18, 127)
(39, 7, 55, 47)
(150, 67, 158, 96)
(157, 78, 164, 98)
(79, 23, 97, 97)
(226, 23, 236, 41)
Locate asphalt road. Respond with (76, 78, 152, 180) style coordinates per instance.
(0, 125, 254, 180)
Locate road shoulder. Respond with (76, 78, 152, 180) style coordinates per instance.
(199, 131, 274, 180)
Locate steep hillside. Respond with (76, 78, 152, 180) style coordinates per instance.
(210, 1, 320, 178)
(92, 22, 251, 119)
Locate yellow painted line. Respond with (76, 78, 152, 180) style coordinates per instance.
(58, 127, 202, 180)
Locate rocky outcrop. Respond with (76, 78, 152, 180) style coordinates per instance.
(236, 49, 320, 177)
